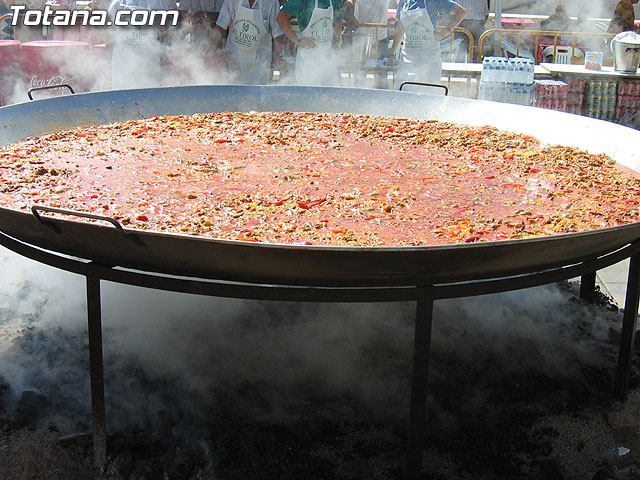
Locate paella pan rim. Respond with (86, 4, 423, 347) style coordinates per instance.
(1, 85, 639, 287)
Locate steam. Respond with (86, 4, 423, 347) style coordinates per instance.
(498, 0, 623, 20)
(0, 241, 623, 428)
(3, 0, 637, 105)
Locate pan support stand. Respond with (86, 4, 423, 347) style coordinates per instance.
(579, 272, 597, 303)
(614, 253, 640, 401)
(405, 291, 435, 480)
(64, 254, 640, 475)
(86, 274, 107, 468)
(3, 232, 640, 476)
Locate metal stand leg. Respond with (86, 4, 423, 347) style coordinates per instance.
(405, 293, 434, 480)
(579, 272, 597, 303)
(86, 276, 107, 467)
(614, 254, 640, 401)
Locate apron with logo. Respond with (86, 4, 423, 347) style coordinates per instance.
(229, 0, 272, 84)
(294, 0, 338, 86)
(393, 5, 441, 89)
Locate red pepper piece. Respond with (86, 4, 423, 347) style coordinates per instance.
(236, 235, 258, 242)
(452, 202, 474, 215)
(297, 197, 327, 209)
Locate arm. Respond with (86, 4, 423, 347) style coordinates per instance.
(212, 24, 225, 47)
(433, 3, 465, 41)
(272, 34, 284, 67)
(276, 10, 315, 47)
(342, 0, 358, 31)
(387, 19, 403, 65)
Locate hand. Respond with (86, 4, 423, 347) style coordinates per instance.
(387, 56, 397, 66)
(272, 55, 285, 69)
(346, 19, 359, 31)
(298, 37, 316, 48)
(433, 29, 449, 42)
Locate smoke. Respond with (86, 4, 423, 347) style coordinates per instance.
(497, 0, 627, 20)
(0, 238, 629, 478)
(7, 25, 237, 105)
(0, 241, 623, 429)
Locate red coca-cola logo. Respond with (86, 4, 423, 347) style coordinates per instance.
(29, 74, 76, 88)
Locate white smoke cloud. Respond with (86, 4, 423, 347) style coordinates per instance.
(0, 242, 623, 427)
(496, 0, 629, 20)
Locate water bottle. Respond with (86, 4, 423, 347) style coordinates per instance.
(490, 57, 498, 83)
(526, 59, 534, 84)
(496, 58, 503, 83)
(481, 58, 492, 82)
(508, 84, 515, 104)
(516, 85, 524, 105)
(490, 81, 497, 102)
(510, 59, 517, 83)
(478, 81, 486, 100)
(516, 60, 525, 84)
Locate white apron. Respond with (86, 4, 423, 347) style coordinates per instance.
(294, 0, 338, 86)
(393, 6, 441, 89)
(228, 0, 272, 84)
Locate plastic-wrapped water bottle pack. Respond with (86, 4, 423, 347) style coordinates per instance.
(477, 56, 535, 105)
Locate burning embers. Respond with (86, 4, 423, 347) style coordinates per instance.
(1, 111, 640, 246)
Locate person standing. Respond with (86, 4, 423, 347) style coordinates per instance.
(343, 0, 391, 87)
(277, 0, 343, 86)
(608, 0, 639, 33)
(388, 0, 465, 88)
(540, 3, 570, 32)
(106, 0, 178, 89)
(214, 0, 283, 84)
(455, 0, 487, 60)
(179, 0, 224, 46)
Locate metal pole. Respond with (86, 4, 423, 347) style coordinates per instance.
(405, 292, 434, 480)
(614, 254, 640, 401)
(86, 276, 107, 467)
(579, 272, 597, 303)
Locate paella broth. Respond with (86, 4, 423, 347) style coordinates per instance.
(0, 111, 639, 246)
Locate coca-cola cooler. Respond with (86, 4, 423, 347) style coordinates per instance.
(20, 40, 91, 98)
(0, 40, 21, 107)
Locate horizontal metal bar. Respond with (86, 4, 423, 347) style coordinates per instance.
(435, 242, 640, 299)
(1, 231, 638, 303)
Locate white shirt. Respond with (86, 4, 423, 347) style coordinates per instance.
(179, 0, 224, 13)
(108, 0, 177, 16)
(355, 0, 390, 40)
(216, 0, 282, 61)
(456, 0, 487, 21)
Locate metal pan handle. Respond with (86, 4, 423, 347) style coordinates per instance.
(31, 205, 145, 247)
(27, 84, 75, 101)
(399, 82, 448, 96)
